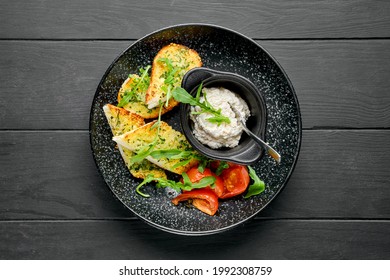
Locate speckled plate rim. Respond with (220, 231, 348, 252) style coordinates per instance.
(89, 23, 302, 235)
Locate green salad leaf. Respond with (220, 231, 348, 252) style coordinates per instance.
(244, 166, 266, 198)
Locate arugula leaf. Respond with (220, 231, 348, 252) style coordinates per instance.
(135, 174, 216, 197)
(148, 149, 201, 169)
(150, 149, 198, 160)
(182, 172, 192, 186)
(172, 86, 231, 125)
(172, 158, 193, 169)
(195, 82, 202, 101)
(244, 166, 266, 199)
(189, 176, 215, 190)
(150, 149, 186, 159)
(130, 142, 157, 164)
(135, 175, 154, 198)
(172, 87, 199, 106)
(165, 84, 172, 107)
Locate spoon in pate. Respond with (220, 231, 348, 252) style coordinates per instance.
(230, 104, 281, 164)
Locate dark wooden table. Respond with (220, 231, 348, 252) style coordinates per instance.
(1, 0, 389, 259)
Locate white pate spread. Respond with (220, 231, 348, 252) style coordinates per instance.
(190, 87, 250, 149)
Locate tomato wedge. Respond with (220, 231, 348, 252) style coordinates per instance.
(185, 167, 224, 197)
(171, 189, 219, 215)
(220, 164, 250, 199)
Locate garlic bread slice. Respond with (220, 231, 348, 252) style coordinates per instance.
(145, 43, 202, 109)
(103, 104, 166, 179)
(117, 75, 172, 119)
(117, 145, 166, 179)
(103, 104, 145, 135)
(113, 121, 199, 174)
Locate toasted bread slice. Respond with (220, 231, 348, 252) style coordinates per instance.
(145, 43, 202, 109)
(113, 121, 199, 174)
(117, 76, 173, 119)
(103, 104, 145, 136)
(118, 145, 166, 179)
(103, 104, 166, 179)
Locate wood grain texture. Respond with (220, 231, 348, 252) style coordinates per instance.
(262, 40, 390, 129)
(0, 131, 132, 219)
(1, 40, 390, 129)
(261, 130, 390, 218)
(0, 41, 127, 130)
(0, 0, 388, 262)
(1, 130, 389, 220)
(0, 220, 388, 259)
(1, 0, 390, 39)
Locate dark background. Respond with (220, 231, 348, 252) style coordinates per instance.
(0, 0, 389, 259)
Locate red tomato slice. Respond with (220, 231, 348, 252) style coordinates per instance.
(185, 167, 224, 197)
(171, 189, 219, 215)
(220, 165, 250, 199)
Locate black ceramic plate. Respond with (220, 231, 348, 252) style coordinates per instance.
(90, 24, 301, 235)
